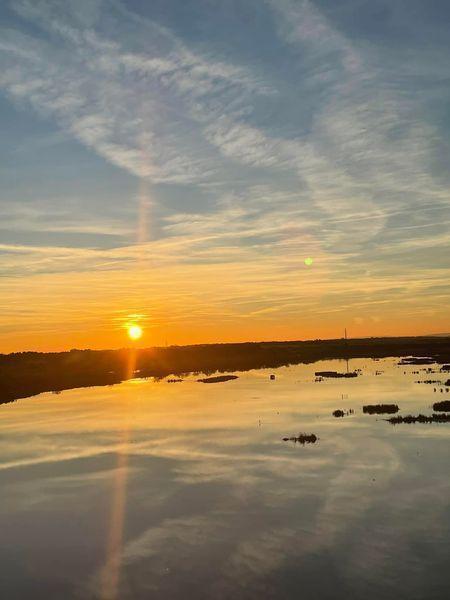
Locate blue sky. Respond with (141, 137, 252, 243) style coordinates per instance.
(1, 0, 449, 350)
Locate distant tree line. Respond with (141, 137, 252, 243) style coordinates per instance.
(1, 336, 449, 404)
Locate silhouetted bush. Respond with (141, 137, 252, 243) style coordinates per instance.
(388, 413, 450, 424)
(363, 404, 399, 414)
(433, 400, 450, 411)
(197, 375, 238, 383)
(282, 433, 317, 444)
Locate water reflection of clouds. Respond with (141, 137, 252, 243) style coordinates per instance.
(0, 359, 449, 598)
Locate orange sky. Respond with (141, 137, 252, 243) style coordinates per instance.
(1, 1, 449, 353)
(1, 251, 448, 353)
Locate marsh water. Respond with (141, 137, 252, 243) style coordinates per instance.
(1, 357, 449, 599)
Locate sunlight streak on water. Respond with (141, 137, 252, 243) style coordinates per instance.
(0, 358, 449, 599)
(101, 348, 137, 599)
(101, 427, 130, 600)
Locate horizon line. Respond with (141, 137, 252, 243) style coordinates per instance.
(3, 332, 450, 357)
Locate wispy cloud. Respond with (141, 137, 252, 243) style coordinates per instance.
(0, 0, 449, 348)
(0, 0, 271, 184)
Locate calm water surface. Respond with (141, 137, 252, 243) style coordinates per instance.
(1, 358, 449, 599)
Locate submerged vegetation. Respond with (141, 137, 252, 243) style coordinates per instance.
(315, 371, 358, 378)
(433, 400, 450, 411)
(387, 413, 450, 424)
(399, 357, 436, 365)
(333, 410, 345, 417)
(332, 409, 354, 417)
(197, 375, 238, 384)
(282, 433, 318, 444)
(363, 404, 399, 414)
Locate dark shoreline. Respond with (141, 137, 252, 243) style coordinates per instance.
(1, 336, 449, 404)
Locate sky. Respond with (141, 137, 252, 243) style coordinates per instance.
(1, 0, 449, 352)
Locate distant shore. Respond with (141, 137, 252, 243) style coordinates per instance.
(1, 336, 449, 404)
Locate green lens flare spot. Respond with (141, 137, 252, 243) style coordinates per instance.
(304, 257, 313, 266)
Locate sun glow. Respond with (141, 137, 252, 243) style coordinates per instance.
(127, 324, 143, 340)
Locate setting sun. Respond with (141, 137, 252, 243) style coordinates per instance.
(1, 1, 450, 598)
(127, 324, 143, 340)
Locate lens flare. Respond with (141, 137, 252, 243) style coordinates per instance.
(304, 257, 313, 266)
(127, 324, 143, 340)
